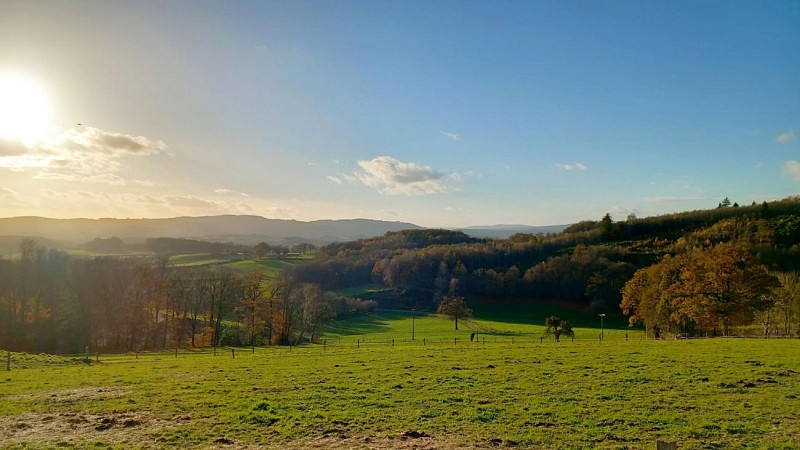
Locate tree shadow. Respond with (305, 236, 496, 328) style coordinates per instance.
(321, 312, 394, 336)
(472, 300, 633, 330)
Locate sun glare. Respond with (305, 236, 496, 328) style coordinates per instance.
(0, 73, 52, 145)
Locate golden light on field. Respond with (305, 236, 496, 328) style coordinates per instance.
(0, 73, 52, 145)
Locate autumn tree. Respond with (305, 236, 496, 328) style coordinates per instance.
(253, 242, 270, 259)
(769, 272, 800, 336)
(543, 315, 574, 342)
(621, 243, 778, 336)
(437, 296, 472, 330)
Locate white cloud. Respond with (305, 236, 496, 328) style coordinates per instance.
(607, 206, 637, 220)
(442, 131, 460, 142)
(776, 131, 796, 143)
(163, 195, 219, 209)
(0, 187, 18, 196)
(215, 188, 250, 197)
(327, 175, 343, 185)
(261, 207, 293, 218)
(556, 162, 588, 171)
(354, 156, 451, 196)
(0, 126, 167, 185)
(0, 138, 32, 156)
(783, 160, 800, 181)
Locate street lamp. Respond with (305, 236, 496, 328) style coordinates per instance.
(599, 313, 606, 341)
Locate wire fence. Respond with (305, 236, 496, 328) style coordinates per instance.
(4, 329, 796, 370)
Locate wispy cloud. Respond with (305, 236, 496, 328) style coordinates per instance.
(783, 160, 800, 181)
(776, 130, 796, 144)
(0, 187, 18, 196)
(442, 131, 460, 142)
(327, 175, 343, 185)
(215, 188, 250, 197)
(555, 162, 588, 171)
(163, 195, 219, 209)
(354, 155, 451, 196)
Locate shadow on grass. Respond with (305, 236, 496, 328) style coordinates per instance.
(471, 300, 635, 330)
(322, 312, 394, 336)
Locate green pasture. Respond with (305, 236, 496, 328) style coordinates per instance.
(321, 306, 637, 344)
(1, 314, 798, 449)
(222, 256, 304, 277)
(165, 254, 305, 277)
(169, 253, 241, 267)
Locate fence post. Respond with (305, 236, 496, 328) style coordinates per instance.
(454, 337, 457, 346)
(423, 338, 426, 346)
(540, 336, 543, 344)
(392, 339, 395, 347)
(252, 345, 255, 354)
(231, 348, 235, 359)
(85, 346, 90, 363)
(357, 339, 360, 349)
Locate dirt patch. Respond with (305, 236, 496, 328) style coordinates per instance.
(272, 435, 497, 450)
(0, 410, 180, 448)
(6, 386, 128, 404)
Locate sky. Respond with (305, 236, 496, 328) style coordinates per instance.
(0, 1, 798, 228)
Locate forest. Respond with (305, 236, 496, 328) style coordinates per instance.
(0, 240, 373, 353)
(287, 198, 800, 336)
(1, 197, 799, 354)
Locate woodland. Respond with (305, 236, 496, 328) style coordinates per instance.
(1, 197, 799, 354)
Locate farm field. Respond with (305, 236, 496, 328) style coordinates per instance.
(1, 312, 798, 449)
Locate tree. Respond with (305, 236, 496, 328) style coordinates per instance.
(253, 242, 270, 259)
(599, 213, 615, 240)
(718, 197, 732, 208)
(621, 243, 778, 336)
(437, 296, 472, 330)
(543, 315, 574, 342)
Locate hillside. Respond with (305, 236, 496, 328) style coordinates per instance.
(286, 197, 800, 335)
(0, 215, 422, 249)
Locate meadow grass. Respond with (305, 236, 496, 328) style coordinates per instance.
(322, 308, 638, 344)
(1, 313, 798, 449)
(222, 256, 307, 276)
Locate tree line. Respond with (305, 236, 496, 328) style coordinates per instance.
(621, 242, 798, 337)
(285, 197, 800, 335)
(0, 239, 373, 353)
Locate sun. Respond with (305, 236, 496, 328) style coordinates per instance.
(0, 73, 52, 145)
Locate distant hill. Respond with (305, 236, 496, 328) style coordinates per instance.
(0, 215, 422, 249)
(459, 224, 570, 239)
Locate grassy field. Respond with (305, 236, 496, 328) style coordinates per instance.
(1, 313, 798, 449)
(321, 308, 638, 344)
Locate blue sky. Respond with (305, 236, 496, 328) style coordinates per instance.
(0, 1, 798, 227)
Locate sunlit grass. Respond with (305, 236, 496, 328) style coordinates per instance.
(2, 336, 797, 449)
